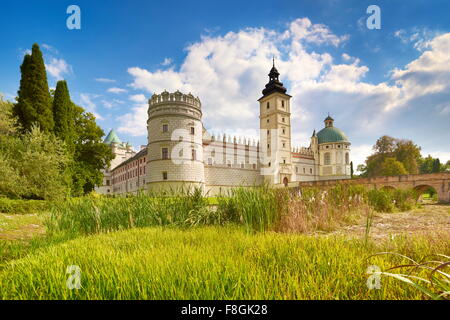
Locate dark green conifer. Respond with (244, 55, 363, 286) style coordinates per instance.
(14, 43, 54, 132)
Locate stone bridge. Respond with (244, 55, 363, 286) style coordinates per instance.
(298, 172, 450, 203)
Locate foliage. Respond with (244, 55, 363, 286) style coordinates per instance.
(379, 157, 407, 176)
(69, 104, 114, 196)
(361, 135, 422, 177)
(52, 80, 74, 147)
(0, 96, 18, 135)
(0, 198, 51, 214)
(13, 43, 54, 133)
(0, 126, 70, 200)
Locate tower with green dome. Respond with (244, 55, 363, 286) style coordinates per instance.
(311, 115, 351, 179)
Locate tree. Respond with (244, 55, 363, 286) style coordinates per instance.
(432, 158, 441, 173)
(14, 43, 54, 132)
(379, 157, 408, 176)
(0, 96, 18, 135)
(69, 104, 114, 196)
(419, 155, 435, 174)
(361, 135, 422, 177)
(52, 80, 74, 145)
(350, 161, 354, 178)
(395, 139, 421, 174)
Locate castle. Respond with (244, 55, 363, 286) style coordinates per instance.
(96, 62, 351, 196)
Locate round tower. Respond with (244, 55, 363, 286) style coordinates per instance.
(147, 90, 205, 193)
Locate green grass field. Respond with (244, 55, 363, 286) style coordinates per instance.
(0, 225, 448, 300)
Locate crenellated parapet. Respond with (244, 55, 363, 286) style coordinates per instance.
(148, 90, 202, 122)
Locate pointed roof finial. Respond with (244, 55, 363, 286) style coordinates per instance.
(272, 56, 275, 68)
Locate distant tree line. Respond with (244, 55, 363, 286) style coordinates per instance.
(357, 135, 448, 178)
(0, 43, 113, 200)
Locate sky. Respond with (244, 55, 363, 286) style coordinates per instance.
(1, 0, 450, 170)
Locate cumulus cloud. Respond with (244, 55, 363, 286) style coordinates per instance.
(80, 93, 102, 120)
(108, 87, 128, 94)
(46, 58, 72, 80)
(161, 58, 173, 66)
(95, 78, 116, 83)
(129, 94, 147, 103)
(119, 17, 450, 163)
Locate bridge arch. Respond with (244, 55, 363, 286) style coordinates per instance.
(413, 184, 438, 202)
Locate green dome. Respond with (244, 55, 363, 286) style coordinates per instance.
(317, 126, 349, 144)
(104, 129, 122, 145)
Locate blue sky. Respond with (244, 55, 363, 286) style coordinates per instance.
(1, 0, 450, 168)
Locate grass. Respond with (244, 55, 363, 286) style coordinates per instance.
(0, 226, 448, 300)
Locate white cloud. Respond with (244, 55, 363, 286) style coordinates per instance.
(117, 103, 147, 136)
(80, 94, 102, 120)
(46, 58, 72, 80)
(129, 94, 147, 103)
(42, 44, 59, 54)
(350, 144, 373, 171)
(101, 100, 114, 109)
(161, 58, 173, 66)
(107, 87, 128, 94)
(95, 78, 116, 83)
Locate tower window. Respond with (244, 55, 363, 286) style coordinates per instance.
(267, 144, 270, 149)
(345, 153, 349, 165)
(282, 142, 286, 148)
(267, 102, 270, 109)
(303, 168, 306, 173)
(281, 100, 285, 108)
(162, 148, 169, 160)
(211, 149, 215, 157)
(162, 172, 168, 180)
(208, 158, 212, 165)
(190, 127, 195, 135)
(283, 159, 286, 164)
(191, 149, 196, 160)
(267, 129, 270, 135)
(267, 119, 269, 123)
(282, 117, 285, 122)
(296, 167, 298, 173)
(162, 124, 168, 133)
(310, 168, 313, 174)
(282, 128, 285, 134)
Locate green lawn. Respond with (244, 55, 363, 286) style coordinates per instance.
(0, 226, 447, 300)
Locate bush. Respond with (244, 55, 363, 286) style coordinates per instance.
(0, 198, 51, 214)
(368, 189, 395, 213)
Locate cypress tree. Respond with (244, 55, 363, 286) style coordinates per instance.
(14, 43, 54, 132)
(53, 80, 73, 142)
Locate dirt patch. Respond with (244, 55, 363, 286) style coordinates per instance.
(0, 214, 46, 241)
(328, 204, 450, 240)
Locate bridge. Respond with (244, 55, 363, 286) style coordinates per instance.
(298, 172, 450, 203)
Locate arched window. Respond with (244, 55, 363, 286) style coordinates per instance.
(345, 152, 349, 165)
(324, 152, 331, 165)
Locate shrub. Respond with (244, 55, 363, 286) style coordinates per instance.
(0, 198, 51, 214)
(368, 189, 395, 213)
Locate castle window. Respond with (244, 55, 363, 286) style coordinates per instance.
(190, 127, 195, 135)
(303, 168, 306, 174)
(191, 149, 196, 161)
(267, 102, 270, 109)
(179, 149, 183, 158)
(324, 152, 331, 165)
(162, 172, 168, 180)
(281, 100, 285, 108)
(268, 162, 271, 167)
(267, 130, 270, 136)
(345, 152, 349, 165)
(253, 164, 256, 169)
(267, 119, 269, 123)
(283, 159, 286, 164)
(310, 168, 313, 174)
(211, 149, 215, 157)
(282, 128, 285, 134)
(227, 161, 231, 167)
(162, 124, 168, 133)
(282, 117, 285, 122)
(282, 142, 286, 148)
(267, 144, 270, 149)
(296, 167, 298, 173)
(162, 148, 169, 160)
(106, 180, 110, 186)
(208, 158, 212, 165)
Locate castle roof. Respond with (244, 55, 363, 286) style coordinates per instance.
(316, 126, 349, 144)
(104, 129, 122, 145)
(259, 59, 290, 100)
